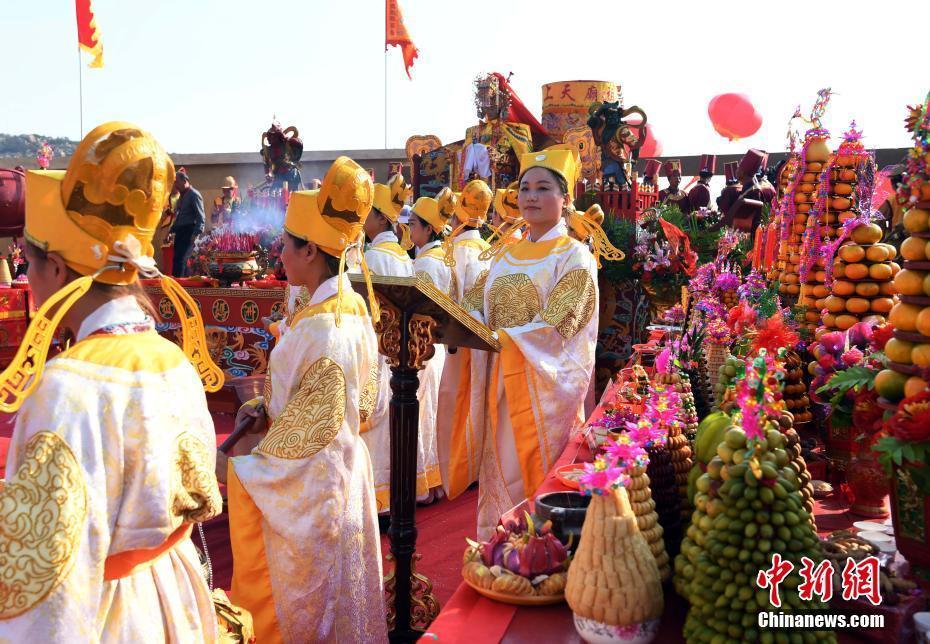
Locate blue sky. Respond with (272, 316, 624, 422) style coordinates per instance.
(2, 0, 925, 156)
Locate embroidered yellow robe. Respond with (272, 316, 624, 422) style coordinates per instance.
(228, 274, 387, 643)
(437, 229, 492, 499)
(0, 297, 222, 642)
(361, 230, 421, 512)
(472, 221, 598, 538)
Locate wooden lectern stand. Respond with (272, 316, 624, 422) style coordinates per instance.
(350, 274, 501, 643)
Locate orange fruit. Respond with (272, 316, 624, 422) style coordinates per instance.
(881, 280, 898, 295)
(835, 314, 858, 330)
(812, 285, 830, 298)
(885, 338, 914, 364)
(846, 298, 870, 314)
(903, 208, 930, 233)
(797, 203, 811, 214)
(918, 307, 930, 337)
(794, 192, 809, 205)
(838, 211, 856, 223)
(833, 280, 855, 296)
(924, 272, 930, 297)
(851, 223, 884, 244)
(912, 344, 930, 367)
(839, 244, 866, 263)
(890, 261, 901, 276)
(869, 263, 893, 281)
(905, 376, 929, 398)
(786, 284, 800, 295)
(834, 183, 853, 195)
(925, 240, 930, 261)
(889, 302, 922, 331)
(792, 223, 805, 234)
(794, 213, 807, 224)
(821, 312, 837, 327)
(815, 298, 827, 309)
(832, 197, 852, 210)
(855, 282, 880, 297)
(814, 270, 826, 282)
(806, 162, 823, 172)
(834, 262, 846, 278)
(866, 245, 890, 262)
(783, 273, 798, 285)
(844, 263, 869, 280)
(825, 295, 846, 312)
(875, 369, 908, 401)
(902, 236, 926, 261)
(894, 269, 925, 295)
(870, 298, 894, 314)
(804, 310, 820, 323)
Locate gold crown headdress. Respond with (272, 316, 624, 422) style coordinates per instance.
(372, 173, 414, 250)
(479, 182, 524, 261)
(283, 156, 380, 326)
(443, 179, 492, 267)
(4, 122, 223, 412)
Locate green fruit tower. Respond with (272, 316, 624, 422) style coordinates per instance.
(675, 354, 835, 643)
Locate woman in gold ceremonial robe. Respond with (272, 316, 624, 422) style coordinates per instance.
(435, 180, 494, 501)
(0, 123, 225, 641)
(362, 178, 417, 514)
(467, 149, 620, 539)
(221, 157, 387, 643)
(406, 194, 454, 501)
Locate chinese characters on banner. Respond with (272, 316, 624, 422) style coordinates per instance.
(757, 554, 882, 607)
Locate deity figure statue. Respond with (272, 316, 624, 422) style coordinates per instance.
(586, 100, 647, 190)
(261, 121, 303, 190)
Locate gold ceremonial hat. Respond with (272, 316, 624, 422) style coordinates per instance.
(372, 173, 411, 223)
(454, 179, 492, 226)
(25, 121, 174, 285)
(4, 121, 223, 413)
(493, 183, 520, 223)
(566, 203, 625, 268)
(411, 196, 448, 234)
(436, 187, 457, 222)
(284, 156, 374, 258)
(519, 148, 580, 200)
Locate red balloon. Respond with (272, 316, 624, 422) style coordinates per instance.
(639, 124, 662, 157)
(707, 93, 762, 141)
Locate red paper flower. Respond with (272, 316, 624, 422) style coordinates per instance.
(888, 390, 930, 443)
(727, 301, 757, 336)
(871, 324, 894, 352)
(751, 314, 800, 356)
(852, 388, 883, 437)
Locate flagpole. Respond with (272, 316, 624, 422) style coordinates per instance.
(77, 46, 84, 138)
(384, 49, 388, 149)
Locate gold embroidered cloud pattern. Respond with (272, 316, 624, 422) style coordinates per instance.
(542, 269, 596, 339)
(256, 357, 347, 459)
(171, 433, 223, 523)
(487, 273, 540, 330)
(0, 432, 87, 619)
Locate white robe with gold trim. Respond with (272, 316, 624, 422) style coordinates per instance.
(361, 230, 418, 512)
(472, 222, 598, 538)
(0, 297, 221, 642)
(411, 241, 450, 499)
(436, 230, 492, 499)
(228, 274, 386, 643)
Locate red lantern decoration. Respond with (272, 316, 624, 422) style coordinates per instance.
(707, 93, 762, 141)
(639, 124, 662, 158)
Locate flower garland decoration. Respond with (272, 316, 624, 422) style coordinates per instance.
(579, 386, 678, 495)
(737, 268, 766, 302)
(897, 93, 930, 207)
(731, 349, 787, 442)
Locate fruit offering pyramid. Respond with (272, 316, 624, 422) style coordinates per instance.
(646, 440, 682, 557)
(794, 131, 833, 334)
(781, 349, 811, 425)
(566, 487, 664, 629)
(823, 221, 897, 332)
(780, 132, 831, 315)
(628, 465, 671, 581)
(882, 94, 930, 401)
(773, 152, 800, 283)
(675, 354, 835, 644)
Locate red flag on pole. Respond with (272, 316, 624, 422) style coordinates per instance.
(75, 0, 104, 68)
(385, 0, 418, 79)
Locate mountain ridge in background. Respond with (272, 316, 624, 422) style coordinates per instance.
(0, 133, 78, 158)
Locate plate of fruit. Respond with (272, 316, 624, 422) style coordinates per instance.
(462, 513, 569, 606)
(555, 463, 587, 490)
